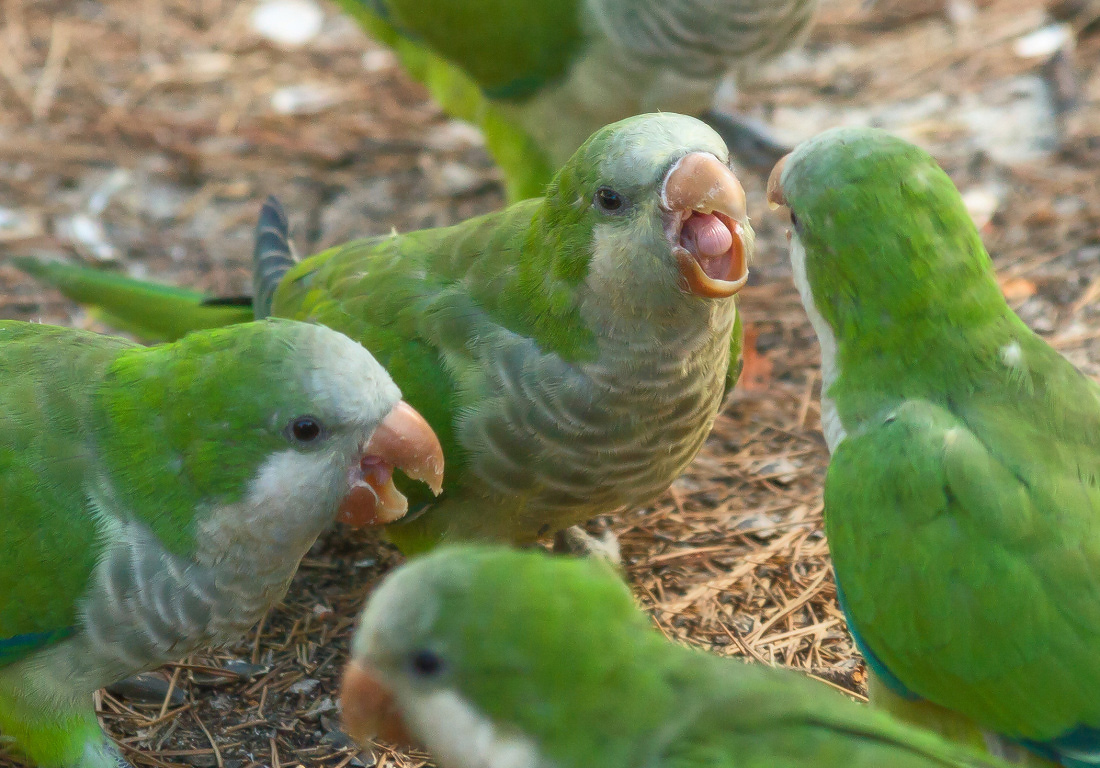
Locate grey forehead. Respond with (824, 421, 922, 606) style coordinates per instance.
(599, 115, 729, 189)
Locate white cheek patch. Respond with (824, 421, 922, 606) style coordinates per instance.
(247, 448, 340, 510)
(401, 688, 542, 768)
(789, 232, 846, 452)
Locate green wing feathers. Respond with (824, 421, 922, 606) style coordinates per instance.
(826, 385, 1100, 746)
(0, 324, 128, 665)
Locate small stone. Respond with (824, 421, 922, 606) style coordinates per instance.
(251, 0, 325, 47)
(105, 673, 186, 706)
(271, 83, 342, 115)
(289, 678, 321, 695)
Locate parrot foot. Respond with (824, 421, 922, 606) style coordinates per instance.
(553, 525, 621, 565)
(77, 738, 135, 768)
(700, 110, 792, 174)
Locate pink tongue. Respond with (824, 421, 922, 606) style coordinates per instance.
(682, 212, 734, 258)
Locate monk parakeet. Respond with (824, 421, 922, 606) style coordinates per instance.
(17, 112, 753, 558)
(334, 0, 818, 199)
(0, 319, 442, 768)
(340, 546, 1007, 768)
(768, 127, 1100, 766)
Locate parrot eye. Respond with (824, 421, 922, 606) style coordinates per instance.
(408, 649, 445, 678)
(594, 187, 629, 214)
(789, 211, 802, 232)
(287, 416, 324, 444)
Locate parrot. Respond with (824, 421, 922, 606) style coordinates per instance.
(766, 126, 1100, 767)
(339, 545, 1009, 768)
(0, 318, 443, 768)
(333, 0, 819, 200)
(16, 112, 753, 559)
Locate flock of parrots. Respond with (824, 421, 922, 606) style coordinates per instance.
(2, 1, 1096, 767)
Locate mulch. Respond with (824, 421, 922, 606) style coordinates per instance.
(1, 0, 1098, 764)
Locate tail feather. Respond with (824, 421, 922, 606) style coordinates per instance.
(253, 196, 297, 319)
(12, 257, 252, 342)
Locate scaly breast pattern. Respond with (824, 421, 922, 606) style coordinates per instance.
(459, 303, 737, 527)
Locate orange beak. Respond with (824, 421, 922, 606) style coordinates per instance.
(337, 401, 445, 527)
(661, 152, 750, 299)
(340, 660, 415, 746)
(766, 153, 790, 210)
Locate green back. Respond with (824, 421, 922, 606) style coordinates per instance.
(0, 323, 129, 665)
(780, 127, 1100, 747)
(362, 547, 1004, 768)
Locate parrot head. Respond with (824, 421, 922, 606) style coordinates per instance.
(94, 319, 444, 547)
(531, 112, 753, 322)
(341, 546, 672, 768)
(765, 126, 1007, 354)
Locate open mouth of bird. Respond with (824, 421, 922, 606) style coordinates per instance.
(662, 152, 751, 299)
(337, 401, 445, 528)
(341, 660, 415, 747)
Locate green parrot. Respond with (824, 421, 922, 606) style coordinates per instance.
(17, 112, 753, 559)
(767, 126, 1100, 766)
(0, 318, 442, 768)
(339, 545, 1008, 768)
(334, 0, 818, 199)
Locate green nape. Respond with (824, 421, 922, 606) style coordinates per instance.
(12, 257, 252, 342)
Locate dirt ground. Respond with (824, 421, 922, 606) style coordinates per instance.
(1, 0, 1099, 765)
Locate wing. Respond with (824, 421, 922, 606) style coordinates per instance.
(722, 307, 743, 401)
(0, 324, 122, 665)
(333, 0, 583, 101)
(826, 387, 1100, 758)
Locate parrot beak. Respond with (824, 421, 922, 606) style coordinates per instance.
(661, 152, 751, 299)
(340, 659, 415, 747)
(337, 401, 445, 528)
(766, 153, 790, 210)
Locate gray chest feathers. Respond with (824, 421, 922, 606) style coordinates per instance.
(459, 306, 736, 515)
(74, 515, 301, 688)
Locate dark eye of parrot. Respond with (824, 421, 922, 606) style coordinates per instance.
(789, 211, 802, 232)
(409, 649, 445, 678)
(594, 187, 629, 214)
(288, 416, 324, 443)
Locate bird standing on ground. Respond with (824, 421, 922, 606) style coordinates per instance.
(18, 113, 753, 559)
(0, 319, 442, 768)
(769, 126, 1100, 766)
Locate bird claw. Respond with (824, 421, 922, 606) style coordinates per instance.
(553, 525, 622, 566)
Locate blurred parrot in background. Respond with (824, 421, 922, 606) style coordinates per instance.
(340, 545, 1009, 768)
(0, 319, 442, 768)
(333, 0, 818, 199)
(768, 126, 1100, 766)
(17, 112, 753, 560)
